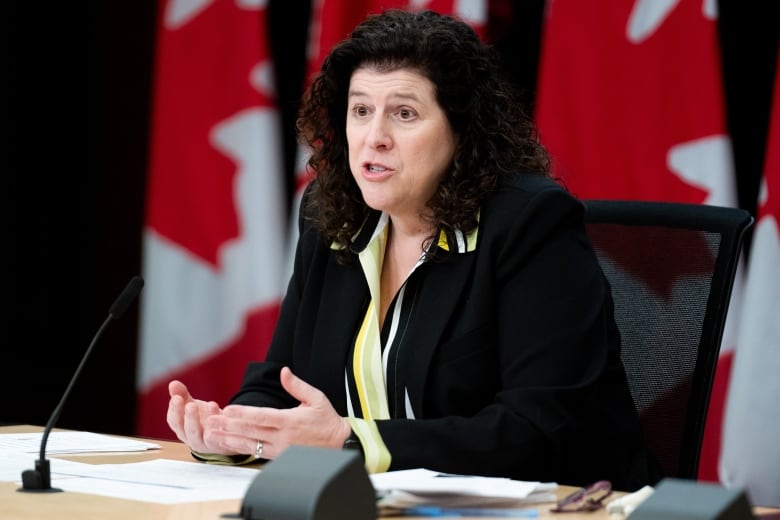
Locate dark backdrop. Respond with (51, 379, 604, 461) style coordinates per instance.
(2, 1, 778, 436)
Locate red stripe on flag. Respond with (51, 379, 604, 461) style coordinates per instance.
(137, 304, 279, 439)
(698, 350, 734, 481)
(137, 0, 286, 438)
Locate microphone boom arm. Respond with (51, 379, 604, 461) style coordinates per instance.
(19, 275, 144, 492)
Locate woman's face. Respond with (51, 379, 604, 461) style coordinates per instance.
(346, 67, 456, 225)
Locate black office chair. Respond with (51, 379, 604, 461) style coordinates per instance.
(582, 200, 753, 480)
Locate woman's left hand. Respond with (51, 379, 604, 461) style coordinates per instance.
(203, 366, 353, 459)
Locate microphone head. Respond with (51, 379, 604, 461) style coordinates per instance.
(108, 275, 144, 319)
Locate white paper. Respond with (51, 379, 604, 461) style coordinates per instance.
(1, 452, 259, 504)
(1, 431, 256, 504)
(0, 450, 86, 483)
(370, 468, 558, 508)
(51, 459, 260, 504)
(0, 431, 160, 454)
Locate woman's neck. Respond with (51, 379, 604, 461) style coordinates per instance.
(378, 219, 434, 328)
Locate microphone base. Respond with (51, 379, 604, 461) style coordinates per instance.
(16, 487, 64, 493)
(18, 461, 62, 493)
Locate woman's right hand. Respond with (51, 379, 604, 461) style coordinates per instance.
(167, 380, 224, 454)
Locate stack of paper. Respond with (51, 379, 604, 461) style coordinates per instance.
(370, 468, 558, 510)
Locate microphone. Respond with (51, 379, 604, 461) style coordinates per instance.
(18, 275, 145, 493)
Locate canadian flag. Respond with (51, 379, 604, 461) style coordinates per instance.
(534, 0, 740, 480)
(719, 45, 780, 506)
(136, 0, 287, 439)
(285, 0, 489, 281)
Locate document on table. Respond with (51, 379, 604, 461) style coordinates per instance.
(0, 450, 86, 483)
(51, 459, 260, 504)
(0, 451, 260, 504)
(371, 468, 558, 509)
(0, 431, 257, 504)
(0, 431, 161, 454)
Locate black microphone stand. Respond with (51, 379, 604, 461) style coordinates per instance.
(18, 275, 144, 493)
(18, 315, 115, 492)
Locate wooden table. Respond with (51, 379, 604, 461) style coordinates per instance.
(3, 425, 776, 519)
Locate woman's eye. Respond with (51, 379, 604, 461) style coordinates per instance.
(398, 109, 416, 120)
(353, 106, 368, 117)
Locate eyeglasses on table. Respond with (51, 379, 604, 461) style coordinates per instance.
(551, 480, 612, 513)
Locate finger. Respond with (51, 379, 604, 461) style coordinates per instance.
(168, 380, 190, 401)
(182, 401, 209, 452)
(221, 404, 284, 433)
(206, 400, 221, 415)
(210, 428, 271, 459)
(279, 366, 322, 405)
(166, 394, 187, 442)
(280, 367, 350, 447)
(203, 414, 268, 457)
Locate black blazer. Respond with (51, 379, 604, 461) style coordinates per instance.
(231, 173, 662, 490)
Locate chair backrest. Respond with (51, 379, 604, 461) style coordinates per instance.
(582, 200, 753, 480)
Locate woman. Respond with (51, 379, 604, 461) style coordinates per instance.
(167, 9, 662, 490)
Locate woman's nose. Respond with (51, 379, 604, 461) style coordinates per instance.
(366, 117, 392, 148)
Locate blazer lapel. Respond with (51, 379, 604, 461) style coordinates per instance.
(400, 251, 476, 417)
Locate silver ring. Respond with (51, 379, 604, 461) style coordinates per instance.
(254, 439, 264, 459)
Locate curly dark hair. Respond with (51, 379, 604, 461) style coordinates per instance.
(297, 9, 551, 262)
